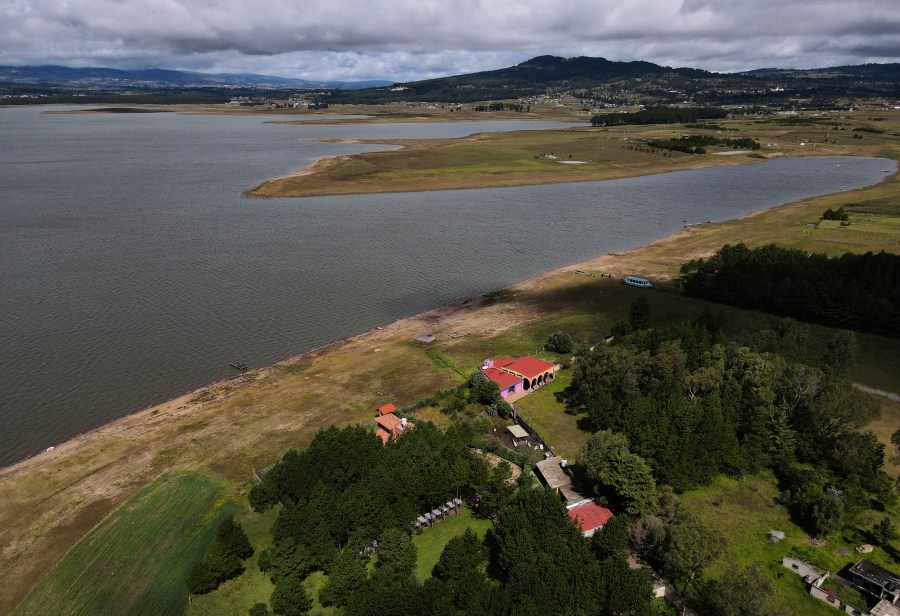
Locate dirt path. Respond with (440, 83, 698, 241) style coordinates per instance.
(854, 383, 900, 402)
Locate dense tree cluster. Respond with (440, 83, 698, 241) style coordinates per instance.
(251, 423, 492, 540)
(187, 516, 254, 594)
(579, 430, 658, 516)
(472, 103, 527, 112)
(246, 423, 517, 614)
(648, 135, 760, 154)
(334, 488, 654, 616)
(590, 106, 728, 127)
(681, 243, 900, 336)
(242, 422, 657, 615)
(566, 315, 890, 536)
(822, 206, 850, 221)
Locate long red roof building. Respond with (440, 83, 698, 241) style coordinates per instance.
(479, 355, 559, 403)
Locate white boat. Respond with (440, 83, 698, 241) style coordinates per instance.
(623, 276, 653, 288)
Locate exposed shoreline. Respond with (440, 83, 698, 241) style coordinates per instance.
(0, 220, 687, 477)
(3, 158, 895, 477)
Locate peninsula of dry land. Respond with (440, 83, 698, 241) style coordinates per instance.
(3, 108, 900, 615)
(248, 109, 900, 197)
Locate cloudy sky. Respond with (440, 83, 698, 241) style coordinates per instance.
(3, 0, 899, 82)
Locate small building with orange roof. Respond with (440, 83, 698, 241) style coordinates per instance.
(377, 403, 397, 416)
(375, 411, 414, 445)
(375, 427, 392, 445)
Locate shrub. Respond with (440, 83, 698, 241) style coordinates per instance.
(249, 603, 270, 616)
(249, 480, 279, 512)
(822, 206, 849, 221)
(545, 331, 575, 354)
(186, 517, 252, 594)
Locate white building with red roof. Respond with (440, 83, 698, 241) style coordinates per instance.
(479, 356, 559, 402)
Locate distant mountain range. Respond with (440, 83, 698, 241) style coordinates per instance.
(3, 56, 899, 107)
(328, 55, 900, 106)
(0, 65, 392, 90)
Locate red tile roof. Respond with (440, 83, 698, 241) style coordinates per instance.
(376, 413, 402, 431)
(503, 356, 556, 379)
(375, 428, 391, 445)
(492, 357, 516, 369)
(568, 502, 614, 532)
(377, 403, 396, 416)
(480, 366, 522, 389)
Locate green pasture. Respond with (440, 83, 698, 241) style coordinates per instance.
(412, 505, 492, 582)
(14, 471, 234, 616)
(188, 505, 280, 616)
(515, 369, 589, 461)
(680, 474, 898, 616)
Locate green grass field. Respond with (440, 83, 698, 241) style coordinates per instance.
(515, 369, 590, 461)
(680, 474, 899, 616)
(14, 471, 234, 616)
(302, 571, 341, 616)
(411, 506, 492, 582)
(188, 505, 280, 616)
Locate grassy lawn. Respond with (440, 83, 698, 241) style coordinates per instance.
(14, 471, 234, 616)
(188, 505, 280, 616)
(303, 571, 341, 616)
(680, 473, 899, 616)
(406, 403, 455, 429)
(515, 368, 590, 461)
(412, 505, 492, 582)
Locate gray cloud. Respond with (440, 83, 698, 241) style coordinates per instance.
(1, 0, 898, 81)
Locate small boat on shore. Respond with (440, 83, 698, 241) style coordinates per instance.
(230, 361, 248, 372)
(623, 275, 653, 288)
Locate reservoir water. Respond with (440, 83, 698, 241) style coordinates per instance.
(0, 107, 894, 466)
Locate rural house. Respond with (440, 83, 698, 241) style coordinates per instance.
(534, 456, 584, 505)
(480, 356, 559, 402)
(374, 409, 414, 445)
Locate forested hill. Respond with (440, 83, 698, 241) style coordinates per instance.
(410, 55, 710, 89)
(328, 55, 900, 105)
